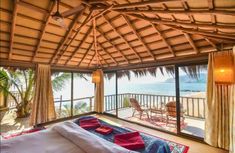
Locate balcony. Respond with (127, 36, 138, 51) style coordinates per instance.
(1, 93, 205, 138)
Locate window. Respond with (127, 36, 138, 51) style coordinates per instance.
(52, 72, 72, 118)
(117, 66, 176, 132)
(73, 73, 94, 116)
(179, 64, 207, 138)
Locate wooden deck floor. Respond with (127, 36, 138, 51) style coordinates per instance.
(106, 107, 205, 138)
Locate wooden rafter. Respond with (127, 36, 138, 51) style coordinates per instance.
(208, 0, 214, 10)
(125, 13, 235, 30)
(98, 42, 118, 65)
(93, 0, 180, 10)
(32, 1, 56, 61)
(102, 14, 142, 63)
(121, 15, 156, 60)
(57, 5, 113, 64)
(8, 0, 19, 60)
(183, 33, 199, 54)
(65, 26, 93, 65)
(96, 27, 129, 64)
(127, 13, 235, 41)
(17, 1, 48, 14)
(114, 8, 235, 16)
(56, 10, 93, 64)
(151, 23, 176, 56)
(50, 9, 85, 64)
(77, 42, 93, 66)
(205, 38, 219, 51)
(88, 52, 96, 67)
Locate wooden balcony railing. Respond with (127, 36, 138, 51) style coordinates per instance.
(5, 92, 206, 119)
(104, 93, 206, 119)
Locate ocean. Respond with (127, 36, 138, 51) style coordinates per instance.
(54, 80, 206, 101)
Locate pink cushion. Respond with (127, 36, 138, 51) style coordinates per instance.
(114, 132, 145, 150)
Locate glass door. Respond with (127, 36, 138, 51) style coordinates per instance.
(178, 64, 207, 138)
(104, 72, 117, 116)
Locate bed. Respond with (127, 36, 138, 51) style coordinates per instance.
(1, 116, 171, 153)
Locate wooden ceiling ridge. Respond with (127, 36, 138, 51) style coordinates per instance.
(8, 0, 19, 60)
(102, 13, 143, 63)
(32, 0, 56, 61)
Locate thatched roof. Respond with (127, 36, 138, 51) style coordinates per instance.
(0, 0, 235, 71)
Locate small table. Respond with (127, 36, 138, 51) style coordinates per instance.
(149, 107, 165, 122)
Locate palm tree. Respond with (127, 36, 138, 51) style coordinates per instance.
(0, 68, 34, 118)
(0, 69, 89, 118)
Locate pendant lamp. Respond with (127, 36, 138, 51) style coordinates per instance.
(91, 19, 101, 83)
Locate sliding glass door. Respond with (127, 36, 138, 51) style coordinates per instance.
(178, 64, 207, 138)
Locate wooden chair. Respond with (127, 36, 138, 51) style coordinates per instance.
(129, 98, 149, 119)
(165, 101, 185, 126)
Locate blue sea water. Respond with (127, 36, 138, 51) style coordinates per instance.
(117, 82, 206, 96)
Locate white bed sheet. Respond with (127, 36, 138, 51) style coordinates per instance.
(1, 121, 136, 153)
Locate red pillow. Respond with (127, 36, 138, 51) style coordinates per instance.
(114, 132, 145, 150)
(79, 118, 101, 129)
(95, 126, 113, 135)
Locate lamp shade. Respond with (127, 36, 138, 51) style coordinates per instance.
(92, 70, 101, 83)
(214, 54, 235, 84)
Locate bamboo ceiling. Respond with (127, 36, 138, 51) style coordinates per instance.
(0, 0, 235, 70)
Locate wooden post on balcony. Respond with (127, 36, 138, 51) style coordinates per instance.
(59, 95, 62, 116)
(89, 97, 92, 111)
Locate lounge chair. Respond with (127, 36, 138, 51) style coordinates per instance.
(165, 101, 185, 126)
(129, 98, 149, 119)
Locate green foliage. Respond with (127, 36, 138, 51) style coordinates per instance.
(123, 97, 130, 108)
(0, 68, 34, 117)
(57, 102, 89, 118)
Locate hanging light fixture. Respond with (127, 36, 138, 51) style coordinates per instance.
(92, 19, 102, 83)
(214, 53, 235, 84)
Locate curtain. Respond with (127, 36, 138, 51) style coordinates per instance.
(30, 64, 56, 126)
(205, 49, 235, 152)
(94, 69, 104, 113)
(230, 46, 235, 153)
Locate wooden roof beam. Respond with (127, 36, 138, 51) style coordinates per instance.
(8, 0, 19, 60)
(96, 27, 129, 64)
(65, 26, 93, 65)
(77, 42, 93, 66)
(183, 33, 199, 54)
(32, 1, 56, 61)
(102, 14, 142, 63)
(50, 9, 85, 64)
(151, 23, 176, 56)
(121, 15, 156, 60)
(97, 42, 118, 65)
